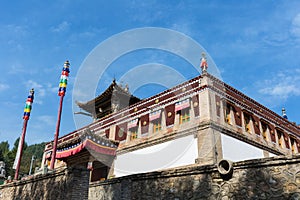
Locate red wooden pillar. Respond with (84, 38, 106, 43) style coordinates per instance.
(14, 88, 34, 180)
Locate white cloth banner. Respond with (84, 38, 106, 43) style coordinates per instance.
(13, 136, 22, 169)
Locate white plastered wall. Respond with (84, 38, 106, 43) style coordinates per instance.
(221, 134, 265, 162)
(114, 135, 198, 177)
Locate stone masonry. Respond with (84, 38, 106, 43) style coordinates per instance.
(0, 155, 299, 199)
(0, 166, 89, 200)
(89, 155, 300, 200)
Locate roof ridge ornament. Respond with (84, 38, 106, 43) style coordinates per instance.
(200, 52, 208, 74)
(124, 83, 129, 93)
(282, 108, 288, 119)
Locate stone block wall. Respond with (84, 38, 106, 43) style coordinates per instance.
(0, 166, 89, 200)
(0, 155, 299, 199)
(89, 155, 300, 200)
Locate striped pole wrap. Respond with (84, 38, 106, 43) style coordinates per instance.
(23, 88, 34, 120)
(58, 60, 70, 96)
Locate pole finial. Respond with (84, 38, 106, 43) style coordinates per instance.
(282, 107, 288, 119)
(64, 60, 70, 66)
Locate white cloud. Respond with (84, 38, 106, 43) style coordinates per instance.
(258, 70, 300, 100)
(24, 79, 70, 104)
(259, 84, 300, 99)
(291, 13, 300, 38)
(26, 80, 46, 97)
(51, 21, 70, 33)
(24, 80, 47, 104)
(0, 83, 9, 91)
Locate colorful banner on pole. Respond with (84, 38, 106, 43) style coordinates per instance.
(23, 89, 34, 120)
(14, 88, 34, 169)
(58, 60, 70, 96)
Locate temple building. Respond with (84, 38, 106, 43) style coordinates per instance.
(41, 70, 300, 182)
(76, 79, 140, 120)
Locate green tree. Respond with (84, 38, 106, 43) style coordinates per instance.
(0, 138, 46, 178)
(4, 150, 15, 178)
(0, 141, 9, 157)
(1, 138, 27, 178)
(0, 141, 12, 178)
(0, 149, 3, 161)
(20, 142, 45, 175)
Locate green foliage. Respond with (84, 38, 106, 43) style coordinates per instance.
(20, 142, 46, 176)
(0, 141, 12, 178)
(0, 149, 3, 161)
(0, 138, 45, 178)
(0, 141, 9, 157)
(4, 151, 15, 178)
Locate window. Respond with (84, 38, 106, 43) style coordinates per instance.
(277, 130, 284, 148)
(290, 137, 296, 153)
(153, 119, 162, 133)
(261, 122, 268, 140)
(215, 95, 221, 117)
(244, 113, 252, 133)
(128, 118, 138, 140)
(225, 104, 232, 125)
(179, 108, 190, 124)
(175, 99, 190, 124)
(130, 128, 138, 140)
(150, 110, 162, 133)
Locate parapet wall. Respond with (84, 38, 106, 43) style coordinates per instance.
(1, 155, 299, 200)
(0, 167, 89, 200)
(89, 155, 300, 200)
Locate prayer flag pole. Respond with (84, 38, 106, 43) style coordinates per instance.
(50, 60, 70, 170)
(14, 88, 34, 180)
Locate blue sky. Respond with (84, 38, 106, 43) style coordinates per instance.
(1, 0, 300, 147)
